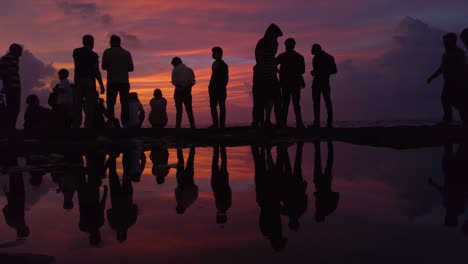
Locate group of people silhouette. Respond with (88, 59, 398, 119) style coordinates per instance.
(0, 23, 343, 130)
(0, 142, 340, 251)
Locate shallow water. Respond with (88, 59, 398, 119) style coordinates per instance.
(0, 142, 467, 264)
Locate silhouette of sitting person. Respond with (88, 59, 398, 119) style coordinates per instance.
(427, 33, 466, 125)
(48, 69, 73, 128)
(93, 93, 112, 129)
(175, 147, 198, 214)
(314, 141, 339, 222)
(78, 154, 108, 246)
(209, 47, 229, 128)
(429, 144, 468, 227)
(24, 94, 54, 130)
(2, 160, 30, 239)
(102, 35, 134, 128)
(150, 148, 170, 184)
(277, 38, 306, 128)
(211, 146, 231, 225)
(252, 145, 287, 252)
(148, 89, 168, 128)
(278, 142, 307, 231)
(0, 43, 23, 129)
(72, 35, 105, 128)
(106, 153, 138, 243)
(310, 44, 337, 128)
(60, 153, 84, 211)
(122, 147, 146, 182)
(127, 92, 145, 128)
(252, 24, 283, 128)
(171, 57, 196, 128)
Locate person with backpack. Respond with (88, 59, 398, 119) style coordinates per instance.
(310, 44, 337, 128)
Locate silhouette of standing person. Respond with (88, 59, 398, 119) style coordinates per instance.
(279, 142, 308, 231)
(102, 35, 134, 127)
(175, 147, 198, 214)
(310, 44, 337, 128)
(72, 35, 105, 128)
(106, 153, 138, 243)
(459, 29, 468, 125)
(211, 146, 231, 225)
(277, 38, 306, 128)
(78, 153, 108, 246)
(314, 141, 339, 222)
(150, 148, 170, 184)
(427, 33, 466, 125)
(2, 158, 30, 239)
(209, 47, 229, 128)
(252, 145, 287, 252)
(171, 57, 196, 128)
(252, 24, 283, 128)
(429, 144, 468, 228)
(0, 44, 23, 129)
(148, 89, 168, 128)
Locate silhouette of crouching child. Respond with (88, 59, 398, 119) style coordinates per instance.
(127, 92, 145, 128)
(148, 89, 168, 128)
(24, 95, 55, 130)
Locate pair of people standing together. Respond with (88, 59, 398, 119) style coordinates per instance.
(252, 23, 337, 129)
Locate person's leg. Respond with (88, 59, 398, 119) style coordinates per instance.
(441, 89, 452, 124)
(72, 79, 85, 128)
(106, 83, 118, 120)
(209, 89, 219, 128)
(282, 85, 292, 127)
(219, 91, 226, 128)
(184, 91, 196, 128)
(5, 88, 20, 129)
(83, 80, 97, 128)
(291, 88, 304, 128)
(174, 91, 183, 128)
(119, 83, 130, 127)
(322, 85, 333, 127)
(312, 86, 321, 127)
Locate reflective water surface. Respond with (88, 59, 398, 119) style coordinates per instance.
(1, 142, 468, 263)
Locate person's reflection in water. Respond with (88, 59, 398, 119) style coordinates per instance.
(314, 140, 339, 222)
(106, 153, 138, 243)
(150, 148, 170, 185)
(78, 153, 108, 246)
(60, 153, 85, 211)
(429, 144, 467, 228)
(211, 146, 231, 225)
(280, 142, 308, 231)
(175, 147, 198, 214)
(122, 145, 146, 183)
(252, 145, 287, 252)
(2, 157, 30, 239)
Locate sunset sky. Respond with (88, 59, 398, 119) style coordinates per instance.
(1, 0, 467, 127)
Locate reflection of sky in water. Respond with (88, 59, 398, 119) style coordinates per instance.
(1, 143, 468, 263)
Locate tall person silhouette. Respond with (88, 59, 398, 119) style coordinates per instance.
(171, 57, 196, 128)
(72, 35, 105, 128)
(106, 153, 138, 243)
(460, 29, 468, 125)
(211, 146, 231, 225)
(2, 157, 30, 239)
(277, 38, 306, 128)
(314, 141, 339, 222)
(175, 147, 198, 214)
(0, 44, 23, 129)
(252, 24, 283, 128)
(427, 33, 466, 125)
(310, 44, 337, 128)
(208, 47, 229, 128)
(102, 35, 134, 127)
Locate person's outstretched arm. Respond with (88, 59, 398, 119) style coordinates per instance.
(427, 55, 444, 83)
(128, 52, 134, 72)
(94, 63, 105, 94)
